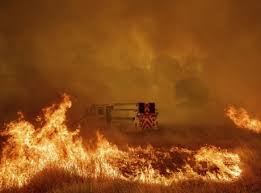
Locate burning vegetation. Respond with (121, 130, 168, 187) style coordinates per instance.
(0, 95, 241, 191)
(226, 106, 261, 134)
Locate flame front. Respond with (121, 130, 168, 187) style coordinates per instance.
(226, 106, 261, 133)
(0, 96, 241, 190)
(0, 95, 89, 188)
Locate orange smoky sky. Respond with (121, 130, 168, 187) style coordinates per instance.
(0, 0, 261, 125)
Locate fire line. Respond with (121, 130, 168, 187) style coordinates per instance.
(0, 95, 242, 190)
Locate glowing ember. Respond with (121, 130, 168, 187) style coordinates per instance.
(226, 106, 261, 133)
(0, 96, 241, 190)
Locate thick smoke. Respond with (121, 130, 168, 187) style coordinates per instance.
(0, 0, 261, 125)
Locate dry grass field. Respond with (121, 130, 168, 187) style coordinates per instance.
(1, 123, 260, 193)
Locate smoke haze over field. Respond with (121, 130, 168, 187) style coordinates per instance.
(0, 0, 261, 125)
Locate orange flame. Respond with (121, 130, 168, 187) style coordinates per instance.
(226, 106, 261, 133)
(0, 96, 241, 190)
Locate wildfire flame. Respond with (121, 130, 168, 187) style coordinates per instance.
(0, 95, 241, 190)
(226, 106, 261, 134)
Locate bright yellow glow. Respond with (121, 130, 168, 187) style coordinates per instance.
(0, 95, 242, 190)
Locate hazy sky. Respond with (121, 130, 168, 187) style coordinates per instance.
(0, 0, 261, 124)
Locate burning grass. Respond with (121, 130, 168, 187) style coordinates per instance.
(0, 170, 258, 193)
(0, 95, 260, 193)
(226, 106, 261, 133)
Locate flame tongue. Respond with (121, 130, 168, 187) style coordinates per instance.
(0, 96, 242, 189)
(226, 106, 261, 133)
(0, 95, 89, 188)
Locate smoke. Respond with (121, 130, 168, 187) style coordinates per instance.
(0, 0, 261, 125)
